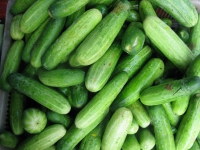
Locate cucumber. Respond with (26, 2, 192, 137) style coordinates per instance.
(102, 107, 133, 150)
(37, 68, 85, 88)
(16, 124, 66, 150)
(42, 9, 102, 70)
(10, 0, 35, 15)
(7, 73, 71, 114)
(127, 117, 139, 134)
(22, 63, 38, 78)
(148, 0, 198, 27)
(175, 94, 200, 150)
(0, 40, 24, 92)
(72, 0, 130, 66)
(0, 131, 19, 149)
(127, 100, 151, 128)
(85, 41, 122, 92)
(112, 45, 152, 79)
(30, 17, 66, 68)
(75, 72, 128, 129)
(176, 26, 190, 43)
(121, 22, 145, 55)
(143, 16, 195, 72)
(149, 105, 176, 150)
(94, 4, 108, 17)
(126, 9, 141, 22)
(186, 54, 200, 77)
(87, 0, 115, 7)
(10, 14, 24, 40)
(111, 58, 164, 110)
(48, 0, 90, 19)
(122, 134, 140, 150)
(19, 0, 56, 33)
(129, 0, 139, 10)
(46, 109, 72, 128)
(22, 18, 50, 63)
(140, 76, 200, 106)
(189, 141, 200, 150)
(161, 18, 173, 27)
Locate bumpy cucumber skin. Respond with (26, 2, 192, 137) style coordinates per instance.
(42, 9, 102, 70)
(7, 73, 71, 114)
(149, 105, 176, 150)
(0, 40, 24, 92)
(175, 94, 200, 150)
(111, 58, 164, 110)
(148, 0, 198, 27)
(16, 124, 66, 150)
(143, 16, 195, 72)
(85, 41, 122, 92)
(75, 72, 128, 129)
(101, 107, 133, 150)
(140, 76, 200, 106)
(122, 134, 140, 150)
(10, 14, 24, 40)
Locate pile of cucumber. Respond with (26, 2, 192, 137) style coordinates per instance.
(1, 0, 200, 149)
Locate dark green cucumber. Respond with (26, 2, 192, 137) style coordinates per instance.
(94, 4, 108, 17)
(48, 0, 90, 19)
(121, 22, 145, 55)
(176, 26, 190, 43)
(140, 76, 200, 106)
(30, 17, 66, 68)
(148, 0, 198, 27)
(175, 94, 200, 150)
(10, 14, 24, 40)
(0, 40, 24, 92)
(0, 131, 19, 149)
(122, 134, 140, 150)
(42, 9, 102, 70)
(87, 0, 115, 7)
(75, 72, 128, 129)
(126, 9, 141, 22)
(112, 45, 152, 79)
(161, 18, 173, 27)
(85, 41, 122, 92)
(149, 105, 176, 150)
(7, 73, 71, 114)
(111, 58, 164, 110)
(72, 0, 130, 66)
(16, 124, 66, 150)
(186, 54, 200, 77)
(37, 68, 85, 88)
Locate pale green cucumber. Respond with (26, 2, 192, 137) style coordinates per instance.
(127, 117, 139, 134)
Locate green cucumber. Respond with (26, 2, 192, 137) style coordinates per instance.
(127, 117, 139, 134)
(121, 22, 145, 55)
(127, 100, 151, 128)
(186, 54, 200, 77)
(94, 4, 108, 17)
(87, 0, 115, 7)
(22, 63, 38, 78)
(148, 0, 198, 27)
(111, 58, 164, 110)
(175, 94, 200, 150)
(149, 105, 175, 150)
(0, 40, 24, 92)
(30, 17, 66, 68)
(101, 107, 133, 150)
(22, 18, 50, 63)
(143, 16, 195, 72)
(126, 9, 141, 22)
(42, 9, 102, 70)
(48, 0, 90, 19)
(10, 14, 24, 40)
(0, 131, 19, 149)
(75, 72, 128, 129)
(140, 76, 200, 106)
(10, 0, 35, 15)
(112, 45, 152, 79)
(85, 41, 122, 92)
(72, 0, 130, 66)
(176, 26, 190, 43)
(122, 134, 140, 150)
(189, 141, 200, 150)
(129, 0, 139, 10)
(20, 0, 56, 33)
(37, 68, 85, 88)
(161, 18, 173, 27)
(16, 124, 66, 150)
(7, 73, 71, 114)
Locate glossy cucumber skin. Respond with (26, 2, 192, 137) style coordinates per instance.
(175, 94, 200, 150)
(140, 76, 200, 106)
(85, 41, 122, 92)
(16, 124, 66, 150)
(101, 107, 133, 150)
(42, 9, 102, 70)
(143, 16, 195, 72)
(73, 1, 130, 66)
(75, 72, 128, 129)
(148, 0, 198, 27)
(149, 105, 176, 150)
(20, 0, 56, 33)
(48, 0, 90, 19)
(10, 14, 24, 40)
(111, 58, 164, 110)
(126, 9, 141, 22)
(0, 40, 24, 92)
(122, 134, 140, 150)
(7, 73, 71, 114)
(30, 17, 66, 68)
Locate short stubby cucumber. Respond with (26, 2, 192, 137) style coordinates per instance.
(10, 14, 24, 40)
